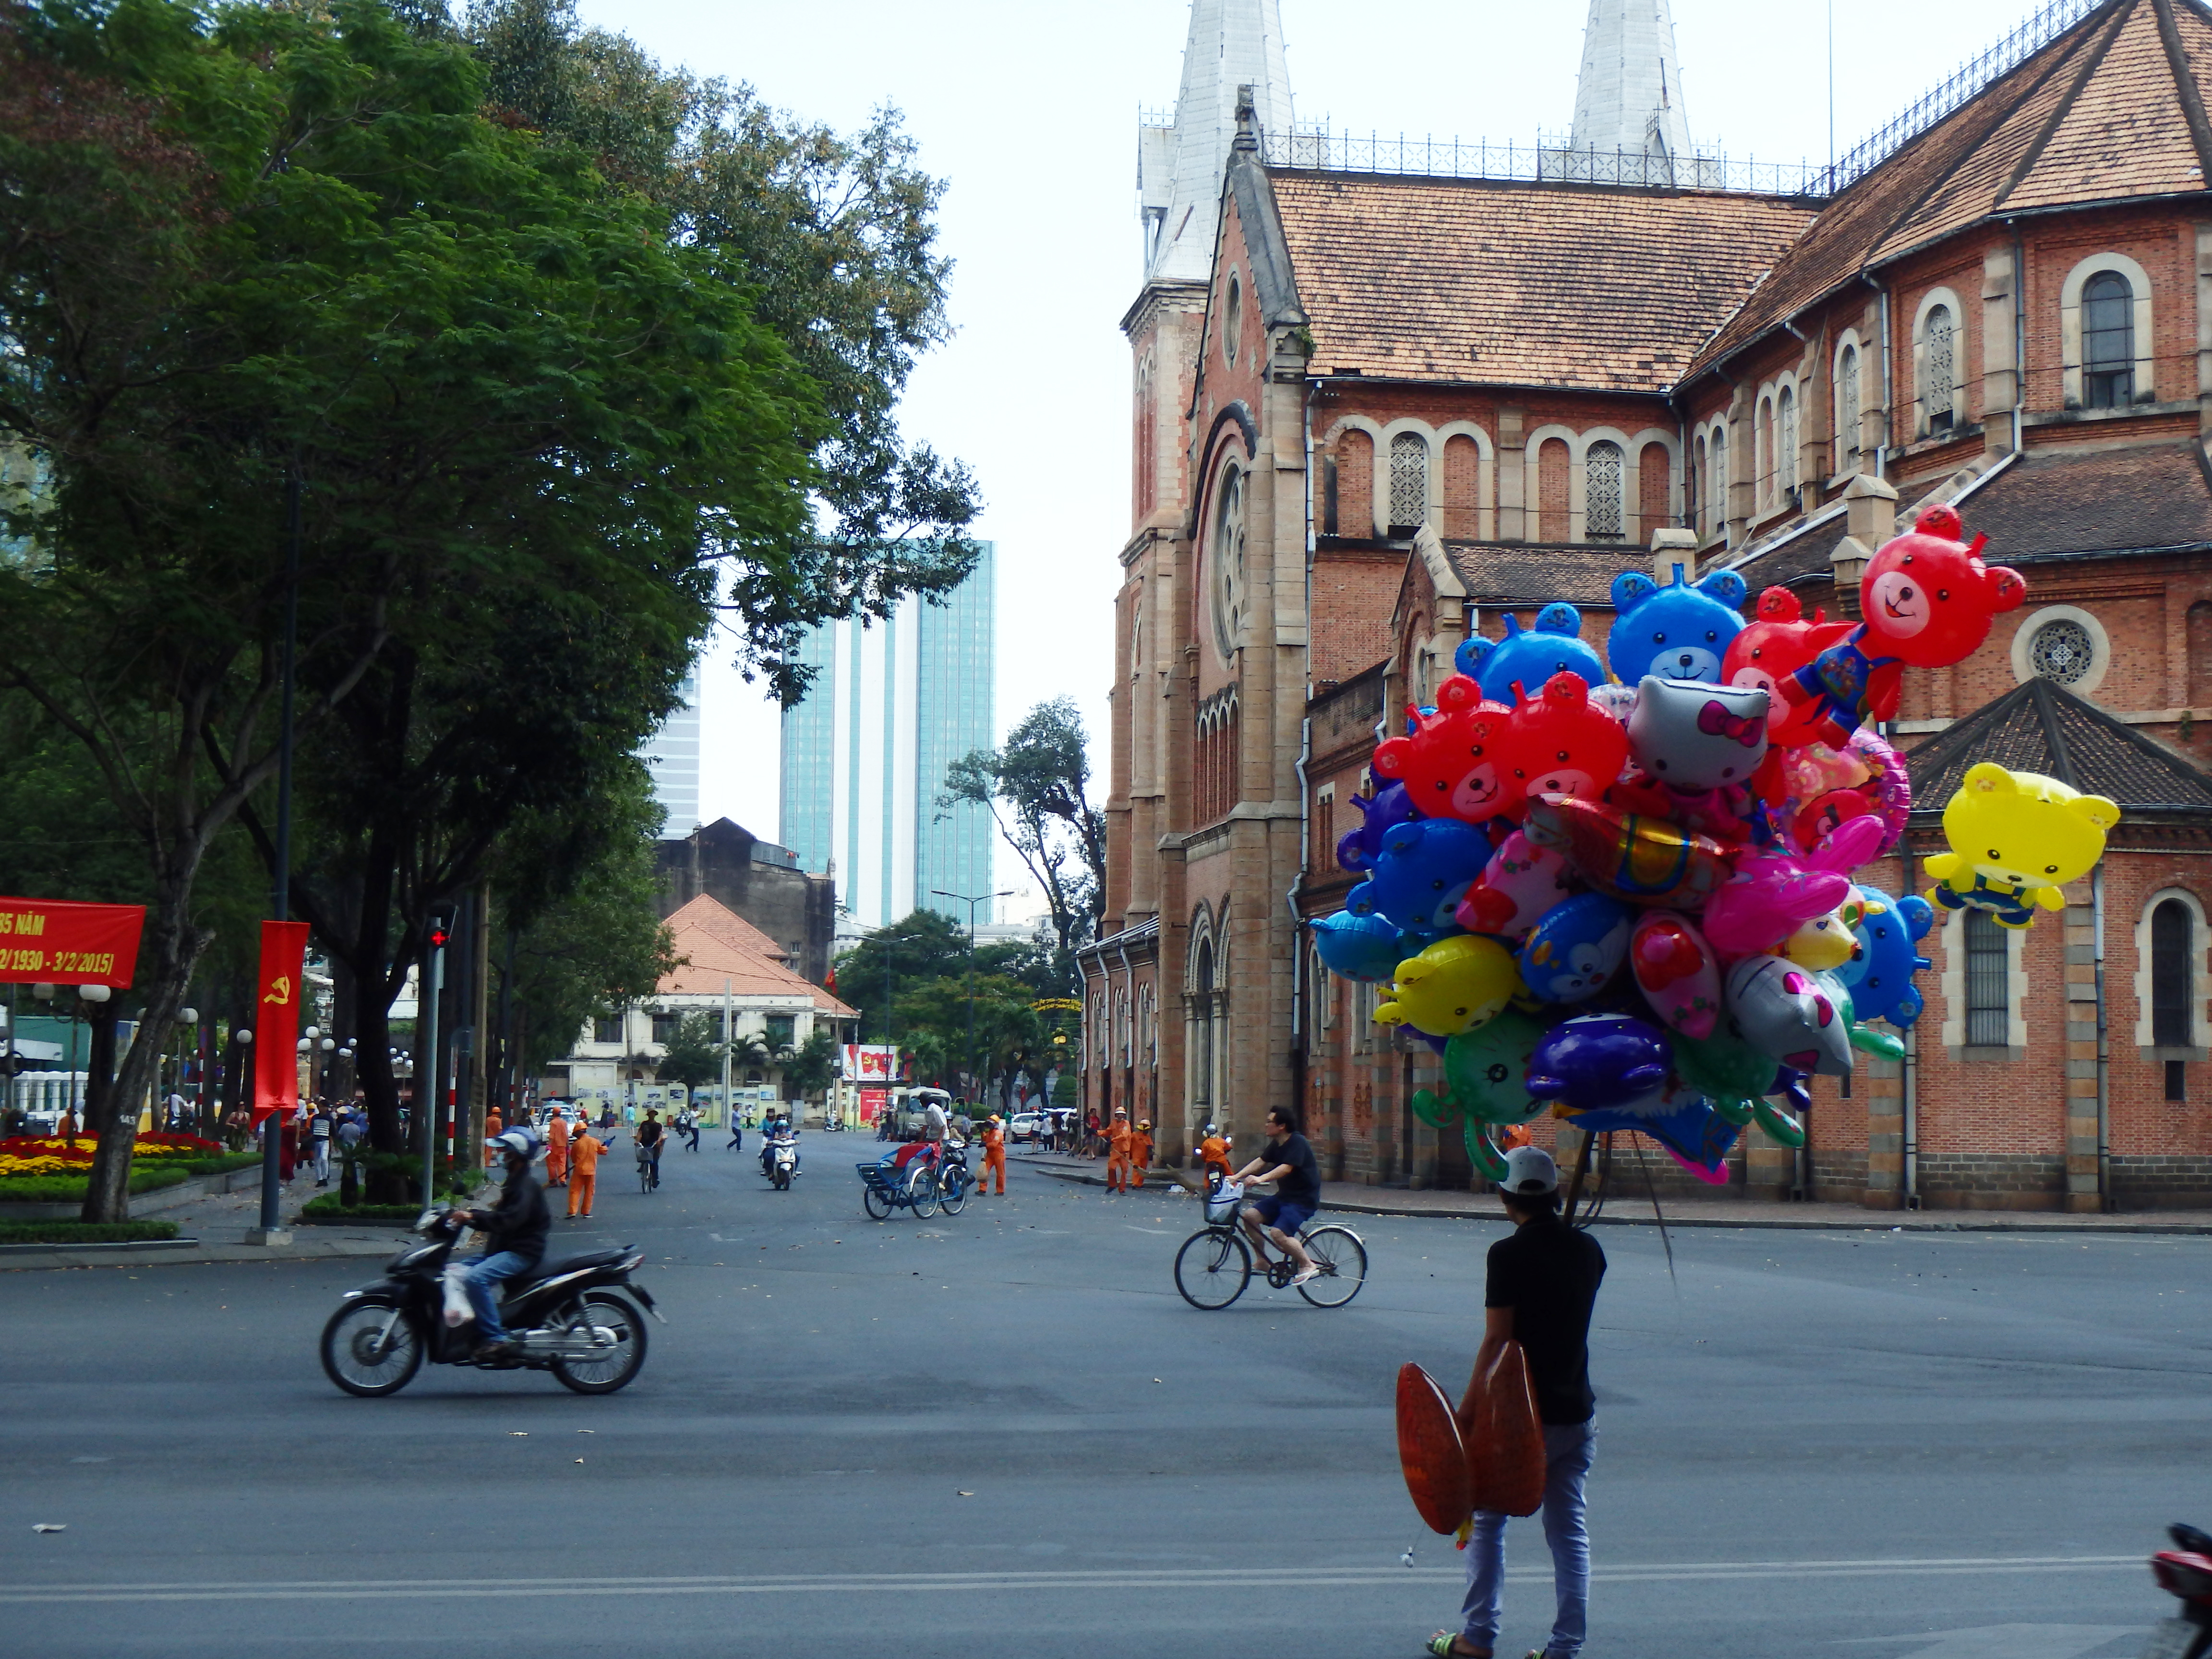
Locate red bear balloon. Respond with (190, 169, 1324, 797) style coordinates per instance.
(1493, 671, 1629, 811)
(1372, 676, 1516, 823)
(1723, 588, 1854, 747)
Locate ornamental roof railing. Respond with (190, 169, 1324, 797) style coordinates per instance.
(1259, 126, 1825, 198)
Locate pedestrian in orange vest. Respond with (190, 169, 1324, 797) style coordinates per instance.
(1498, 1120, 1533, 1153)
(57, 1106, 78, 1146)
(544, 1112, 571, 1188)
(483, 1108, 504, 1166)
(1104, 1108, 1133, 1192)
(1129, 1119, 1154, 1188)
(566, 1125, 603, 1219)
(1197, 1122, 1235, 1190)
(978, 1115, 1007, 1196)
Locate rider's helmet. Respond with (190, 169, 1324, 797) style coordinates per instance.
(494, 1127, 541, 1164)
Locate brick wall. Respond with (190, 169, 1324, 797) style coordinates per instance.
(1538, 437, 1571, 542)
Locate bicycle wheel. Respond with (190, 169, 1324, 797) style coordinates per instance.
(909, 1166, 940, 1219)
(939, 1163, 969, 1215)
(862, 1179, 892, 1221)
(1296, 1225, 1368, 1308)
(1174, 1227, 1250, 1310)
(638, 1159, 651, 1195)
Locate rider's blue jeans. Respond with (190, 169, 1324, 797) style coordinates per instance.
(1460, 1419, 1596, 1658)
(459, 1250, 532, 1343)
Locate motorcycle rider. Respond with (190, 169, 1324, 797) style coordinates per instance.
(767, 1114, 800, 1179)
(449, 1128, 551, 1362)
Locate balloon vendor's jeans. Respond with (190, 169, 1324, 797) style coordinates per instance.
(1460, 1419, 1596, 1658)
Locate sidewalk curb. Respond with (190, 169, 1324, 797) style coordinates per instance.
(0, 1233, 403, 1271)
(1033, 1164, 2212, 1235)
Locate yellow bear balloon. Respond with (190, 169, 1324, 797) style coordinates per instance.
(1925, 762, 2118, 930)
(1374, 935, 1520, 1037)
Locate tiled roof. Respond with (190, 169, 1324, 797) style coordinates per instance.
(1903, 677, 2212, 821)
(659, 894, 857, 1016)
(1269, 172, 1815, 393)
(1946, 442, 2212, 558)
(1691, 0, 2212, 378)
(1441, 542, 1655, 603)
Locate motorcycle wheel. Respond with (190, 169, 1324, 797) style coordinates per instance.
(320, 1298, 423, 1397)
(551, 1290, 648, 1395)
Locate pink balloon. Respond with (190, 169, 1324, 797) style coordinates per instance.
(1629, 911, 1722, 1038)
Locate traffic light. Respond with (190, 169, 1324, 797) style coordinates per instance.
(427, 908, 455, 952)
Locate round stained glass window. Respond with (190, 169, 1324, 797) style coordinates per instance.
(2029, 618, 2094, 685)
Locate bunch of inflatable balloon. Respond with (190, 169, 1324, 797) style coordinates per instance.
(1312, 504, 2121, 1185)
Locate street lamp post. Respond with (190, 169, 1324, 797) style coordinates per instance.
(931, 889, 1014, 1108)
(252, 461, 304, 1242)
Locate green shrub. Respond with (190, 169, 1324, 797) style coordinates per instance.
(0, 1220, 181, 1245)
(297, 1193, 420, 1224)
(178, 1153, 261, 1177)
(0, 1166, 191, 1203)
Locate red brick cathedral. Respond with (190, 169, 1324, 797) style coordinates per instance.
(1080, 0, 2212, 1212)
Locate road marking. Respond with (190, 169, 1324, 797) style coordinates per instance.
(0, 1555, 2144, 1605)
(1125, 1226, 1172, 1235)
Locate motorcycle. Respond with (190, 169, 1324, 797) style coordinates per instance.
(769, 1135, 800, 1190)
(2145, 1525, 2212, 1659)
(319, 1207, 662, 1397)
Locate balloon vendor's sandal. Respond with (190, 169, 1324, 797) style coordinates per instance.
(1424, 1635, 1487, 1658)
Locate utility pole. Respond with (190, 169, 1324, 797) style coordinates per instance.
(252, 463, 302, 1242)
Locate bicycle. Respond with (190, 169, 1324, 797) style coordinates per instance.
(636, 1144, 660, 1195)
(1172, 1183, 1366, 1310)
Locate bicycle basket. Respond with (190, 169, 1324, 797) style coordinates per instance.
(1203, 1183, 1243, 1223)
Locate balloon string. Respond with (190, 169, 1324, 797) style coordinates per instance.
(1635, 1132, 1679, 1291)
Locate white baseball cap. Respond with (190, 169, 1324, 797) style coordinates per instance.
(1501, 1145, 1560, 1196)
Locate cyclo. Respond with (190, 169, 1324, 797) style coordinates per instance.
(856, 1136, 970, 1220)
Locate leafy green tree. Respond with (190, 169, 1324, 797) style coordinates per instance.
(892, 974, 1043, 1106)
(454, 0, 982, 702)
(941, 699, 1106, 989)
(778, 1027, 838, 1104)
(834, 910, 972, 1045)
(655, 1013, 724, 1107)
(0, 0, 819, 1217)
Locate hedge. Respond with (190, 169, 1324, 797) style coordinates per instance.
(0, 1220, 181, 1245)
(0, 1166, 192, 1204)
(297, 1194, 420, 1225)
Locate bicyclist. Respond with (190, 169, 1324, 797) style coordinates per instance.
(1230, 1106, 1320, 1286)
(635, 1108, 665, 1190)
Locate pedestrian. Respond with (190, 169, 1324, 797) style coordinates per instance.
(1428, 1145, 1606, 1659)
(977, 1114, 1007, 1196)
(279, 1112, 299, 1181)
(57, 1104, 79, 1145)
(309, 1104, 334, 1187)
(566, 1121, 603, 1219)
(544, 1110, 570, 1188)
(1129, 1118, 1154, 1188)
(1083, 1109, 1100, 1158)
(165, 1087, 189, 1132)
(1104, 1107, 1132, 1192)
(483, 1106, 503, 1166)
(682, 1107, 701, 1152)
(1197, 1122, 1235, 1190)
(727, 1113, 744, 1154)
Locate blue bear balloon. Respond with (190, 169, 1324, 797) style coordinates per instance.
(1311, 910, 1415, 984)
(1837, 884, 1935, 1028)
(1345, 817, 1492, 934)
(1607, 563, 1748, 685)
(1525, 1012, 1672, 1114)
(1516, 892, 1634, 1004)
(1335, 782, 1417, 874)
(1455, 603, 1609, 703)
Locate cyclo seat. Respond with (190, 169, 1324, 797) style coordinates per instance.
(512, 1248, 626, 1288)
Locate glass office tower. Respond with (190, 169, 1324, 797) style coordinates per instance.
(777, 543, 996, 929)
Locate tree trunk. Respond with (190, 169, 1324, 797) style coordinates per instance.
(81, 879, 209, 1223)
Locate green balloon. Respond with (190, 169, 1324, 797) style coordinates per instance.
(1411, 1087, 1456, 1130)
(1441, 1010, 1549, 1126)
(1463, 1119, 1509, 1182)
(1673, 1026, 1774, 1101)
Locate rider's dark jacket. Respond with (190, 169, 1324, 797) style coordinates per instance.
(475, 1168, 550, 1266)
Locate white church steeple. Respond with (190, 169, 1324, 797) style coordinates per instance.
(1569, 0, 1693, 164)
(1138, 0, 1293, 288)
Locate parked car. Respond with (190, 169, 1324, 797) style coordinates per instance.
(1006, 1111, 1045, 1144)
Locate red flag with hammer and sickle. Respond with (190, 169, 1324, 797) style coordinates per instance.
(252, 920, 310, 1124)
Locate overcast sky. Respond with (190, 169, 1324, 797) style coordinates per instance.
(578, 0, 2044, 912)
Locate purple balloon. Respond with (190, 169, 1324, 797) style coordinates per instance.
(1336, 782, 1418, 874)
(1525, 1013, 1672, 1115)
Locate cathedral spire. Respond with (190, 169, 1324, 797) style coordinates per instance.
(1569, 0, 1693, 163)
(1138, 0, 1293, 288)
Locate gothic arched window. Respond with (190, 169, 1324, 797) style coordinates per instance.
(2084, 271, 2135, 409)
(1777, 385, 1798, 494)
(1923, 304, 1956, 434)
(1388, 433, 1428, 534)
(1585, 441, 1624, 541)
(1838, 345, 1861, 470)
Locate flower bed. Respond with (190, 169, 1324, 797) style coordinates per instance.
(0, 1133, 221, 1164)
(0, 1219, 181, 1245)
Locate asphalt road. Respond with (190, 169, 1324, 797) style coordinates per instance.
(2, 1138, 2208, 1659)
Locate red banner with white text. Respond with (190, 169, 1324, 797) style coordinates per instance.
(0, 897, 145, 988)
(252, 920, 310, 1123)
